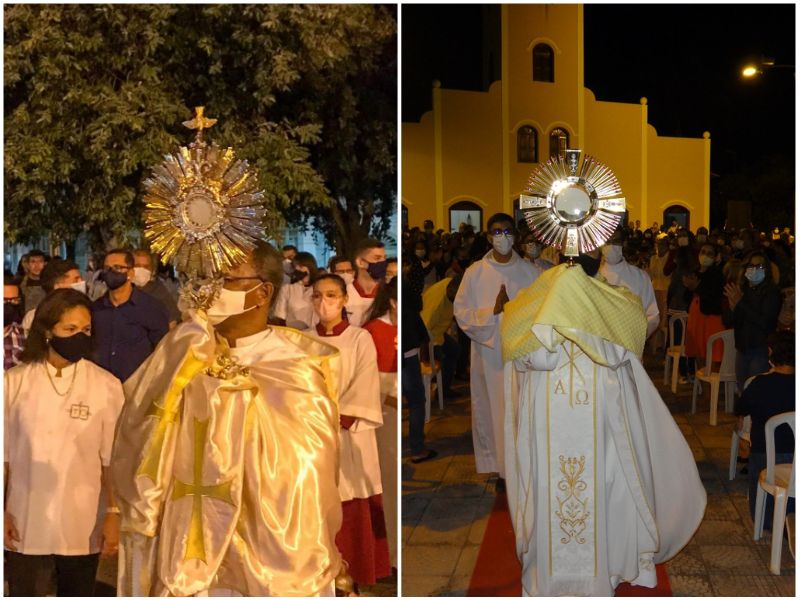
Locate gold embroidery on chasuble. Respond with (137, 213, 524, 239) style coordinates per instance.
(172, 418, 236, 562)
(137, 353, 206, 482)
(556, 456, 589, 544)
(547, 341, 597, 576)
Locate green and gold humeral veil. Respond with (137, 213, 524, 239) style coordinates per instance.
(111, 109, 346, 596)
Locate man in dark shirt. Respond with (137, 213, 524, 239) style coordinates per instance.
(735, 330, 795, 526)
(91, 249, 169, 382)
(19, 250, 47, 313)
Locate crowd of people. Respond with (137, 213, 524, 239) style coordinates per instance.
(401, 215, 795, 507)
(4, 240, 398, 595)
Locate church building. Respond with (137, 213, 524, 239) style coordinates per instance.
(402, 4, 710, 233)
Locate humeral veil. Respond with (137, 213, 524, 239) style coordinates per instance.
(111, 312, 343, 596)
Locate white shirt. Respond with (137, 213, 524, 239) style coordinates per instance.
(273, 281, 317, 330)
(308, 324, 383, 501)
(600, 258, 660, 338)
(21, 308, 35, 334)
(345, 281, 377, 327)
(4, 359, 124, 555)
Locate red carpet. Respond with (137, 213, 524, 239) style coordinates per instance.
(468, 493, 672, 596)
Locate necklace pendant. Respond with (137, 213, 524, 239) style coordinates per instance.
(69, 403, 91, 420)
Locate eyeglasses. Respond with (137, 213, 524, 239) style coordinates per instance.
(105, 265, 130, 273)
(490, 228, 513, 236)
(222, 276, 265, 283)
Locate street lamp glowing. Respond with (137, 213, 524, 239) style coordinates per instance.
(742, 66, 759, 77)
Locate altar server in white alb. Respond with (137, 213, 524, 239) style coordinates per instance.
(501, 251, 706, 597)
(454, 213, 540, 479)
(272, 251, 318, 329)
(600, 229, 660, 338)
(308, 274, 391, 590)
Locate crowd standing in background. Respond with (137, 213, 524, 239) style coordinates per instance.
(3, 238, 398, 595)
(401, 216, 795, 494)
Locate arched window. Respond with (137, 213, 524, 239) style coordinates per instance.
(663, 205, 690, 231)
(532, 44, 554, 82)
(517, 126, 538, 163)
(549, 128, 569, 160)
(449, 200, 483, 233)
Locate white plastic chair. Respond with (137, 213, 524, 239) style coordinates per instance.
(753, 411, 795, 575)
(663, 311, 688, 393)
(729, 375, 756, 480)
(691, 329, 736, 426)
(420, 336, 443, 423)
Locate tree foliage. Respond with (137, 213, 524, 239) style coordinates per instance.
(5, 4, 396, 255)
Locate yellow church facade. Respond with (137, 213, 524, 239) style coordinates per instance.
(402, 4, 710, 233)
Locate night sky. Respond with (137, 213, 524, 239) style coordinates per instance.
(402, 4, 795, 179)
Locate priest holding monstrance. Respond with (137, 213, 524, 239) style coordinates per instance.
(110, 109, 346, 596)
(501, 150, 706, 596)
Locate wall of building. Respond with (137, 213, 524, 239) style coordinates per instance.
(401, 4, 709, 234)
(507, 4, 584, 204)
(439, 84, 503, 231)
(583, 92, 646, 222)
(648, 127, 710, 229)
(401, 111, 436, 228)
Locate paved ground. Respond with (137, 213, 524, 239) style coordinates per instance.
(95, 560, 396, 596)
(401, 354, 796, 597)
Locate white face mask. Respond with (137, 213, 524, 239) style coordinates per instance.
(68, 280, 87, 295)
(206, 282, 263, 325)
(602, 245, 624, 265)
(524, 243, 541, 259)
(338, 272, 354, 287)
(415, 249, 426, 259)
(133, 267, 152, 287)
(699, 255, 715, 268)
(492, 234, 513, 256)
(317, 296, 344, 322)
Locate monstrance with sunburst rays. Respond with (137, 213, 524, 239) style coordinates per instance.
(142, 107, 267, 284)
(519, 149, 626, 259)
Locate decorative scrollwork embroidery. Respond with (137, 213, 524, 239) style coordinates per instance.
(206, 351, 250, 380)
(555, 455, 590, 544)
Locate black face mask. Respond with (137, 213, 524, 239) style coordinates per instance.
(290, 269, 309, 285)
(101, 269, 129, 290)
(4, 303, 22, 325)
(49, 332, 93, 363)
(366, 260, 388, 282)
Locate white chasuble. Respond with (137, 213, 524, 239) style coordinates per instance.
(504, 327, 706, 596)
(454, 250, 540, 476)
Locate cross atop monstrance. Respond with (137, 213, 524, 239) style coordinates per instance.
(182, 106, 218, 143)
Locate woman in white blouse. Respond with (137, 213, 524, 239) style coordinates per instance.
(4, 288, 125, 596)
